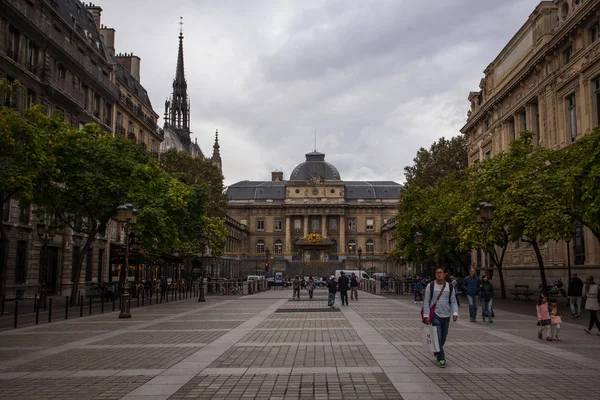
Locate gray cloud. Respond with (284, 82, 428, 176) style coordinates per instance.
(98, 0, 541, 185)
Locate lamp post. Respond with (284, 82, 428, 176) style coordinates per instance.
(198, 239, 207, 302)
(265, 247, 270, 277)
(358, 246, 362, 279)
(415, 232, 424, 276)
(115, 203, 138, 319)
(36, 223, 57, 309)
(475, 201, 495, 276)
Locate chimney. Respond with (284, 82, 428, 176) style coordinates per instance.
(99, 26, 115, 57)
(271, 171, 284, 182)
(115, 53, 141, 82)
(85, 3, 103, 29)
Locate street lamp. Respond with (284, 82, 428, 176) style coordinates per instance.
(358, 246, 363, 279)
(198, 238, 207, 302)
(415, 232, 424, 276)
(115, 203, 138, 319)
(37, 223, 57, 309)
(476, 201, 495, 275)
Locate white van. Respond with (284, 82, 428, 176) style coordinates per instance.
(247, 275, 265, 281)
(334, 270, 373, 282)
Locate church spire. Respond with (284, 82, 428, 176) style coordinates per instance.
(166, 17, 190, 132)
(211, 129, 222, 171)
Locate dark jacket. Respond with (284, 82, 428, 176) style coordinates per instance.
(480, 281, 495, 301)
(463, 275, 481, 296)
(328, 279, 338, 294)
(568, 277, 584, 297)
(338, 275, 349, 291)
(350, 276, 359, 287)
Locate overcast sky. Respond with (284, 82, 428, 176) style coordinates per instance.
(98, 0, 541, 186)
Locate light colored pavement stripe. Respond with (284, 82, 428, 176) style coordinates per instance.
(0, 299, 233, 372)
(233, 341, 364, 347)
(83, 343, 208, 349)
(121, 298, 287, 399)
(340, 304, 449, 398)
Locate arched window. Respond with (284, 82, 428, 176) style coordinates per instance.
(256, 240, 265, 254)
(366, 239, 374, 253)
(274, 240, 283, 255)
(347, 240, 356, 254)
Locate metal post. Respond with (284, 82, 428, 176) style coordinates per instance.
(65, 296, 69, 319)
(198, 277, 205, 302)
(136, 292, 139, 308)
(119, 234, 132, 319)
(89, 297, 92, 315)
(101, 295, 104, 313)
(0, 294, 4, 316)
(35, 297, 39, 324)
(112, 295, 115, 311)
(149, 293, 152, 306)
(48, 298, 52, 322)
(141, 290, 144, 306)
(14, 300, 18, 328)
(80, 295, 83, 317)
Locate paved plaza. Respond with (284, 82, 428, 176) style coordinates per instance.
(0, 288, 598, 400)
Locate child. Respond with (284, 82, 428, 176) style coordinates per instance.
(550, 301, 562, 341)
(536, 296, 552, 341)
(413, 280, 423, 303)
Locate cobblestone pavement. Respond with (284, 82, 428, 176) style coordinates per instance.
(0, 289, 599, 399)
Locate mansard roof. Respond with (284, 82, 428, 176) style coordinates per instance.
(114, 62, 153, 110)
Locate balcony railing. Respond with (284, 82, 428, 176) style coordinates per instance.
(44, 73, 85, 107)
(127, 132, 136, 142)
(115, 123, 125, 135)
(118, 94, 158, 131)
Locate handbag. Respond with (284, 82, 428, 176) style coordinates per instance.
(421, 325, 440, 353)
(421, 282, 446, 324)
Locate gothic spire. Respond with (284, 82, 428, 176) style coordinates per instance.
(211, 129, 222, 171)
(167, 17, 189, 132)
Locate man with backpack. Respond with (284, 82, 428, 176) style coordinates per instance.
(350, 273, 359, 301)
(327, 275, 338, 308)
(463, 268, 481, 322)
(423, 266, 459, 368)
(338, 271, 349, 306)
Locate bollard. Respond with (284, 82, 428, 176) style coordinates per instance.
(35, 297, 40, 325)
(0, 294, 4, 316)
(112, 296, 115, 312)
(65, 296, 69, 319)
(80, 295, 84, 317)
(165, 290, 168, 303)
(14, 300, 18, 328)
(136, 293, 139, 308)
(89, 297, 92, 315)
(77, 290, 80, 305)
(34, 296, 38, 314)
(101, 295, 104, 313)
(149, 293, 152, 306)
(172, 289, 174, 302)
(142, 290, 145, 306)
(243, 281, 249, 295)
(48, 298, 52, 322)
(375, 280, 381, 295)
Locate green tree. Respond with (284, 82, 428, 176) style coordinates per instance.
(0, 101, 58, 296)
(404, 135, 468, 190)
(37, 123, 148, 304)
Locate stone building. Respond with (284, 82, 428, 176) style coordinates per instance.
(226, 151, 402, 278)
(461, 0, 600, 285)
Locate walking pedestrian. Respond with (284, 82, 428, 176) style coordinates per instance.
(423, 267, 458, 368)
(550, 301, 562, 341)
(307, 276, 314, 299)
(480, 274, 495, 323)
(536, 295, 552, 341)
(450, 276, 460, 306)
(350, 273, 359, 301)
(568, 272, 584, 318)
(413, 279, 423, 303)
(583, 275, 600, 335)
(327, 275, 338, 308)
(292, 275, 301, 300)
(338, 271, 349, 306)
(463, 268, 481, 322)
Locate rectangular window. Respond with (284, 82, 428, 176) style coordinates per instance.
(563, 45, 572, 64)
(25, 90, 35, 109)
(574, 222, 586, 265)
(256, 219, 264, 231)
(16, 240, 27, 284)
(533, 102, 540, 146)
(594, 77, 600, 126)
(519, 110, 527, 133)
(57, 64, 66, 80)
(71, 246, 80, 283)
(328, 218, 337, 231)
(485, 151, 491, 160)
(274, 219, 282, 231)
(347, 218, 356, 231)
(366, 219, 374, 231)
(590, 22, 599, 43)
(19, 201, 30, 224)
(311, 219, 320, 231)
(568, 93, 577, 142)
(294, 219, 301, 231)
(8, 26, 19, 61)
(85, 250, 93, 282)
(509, 118, 516, 142)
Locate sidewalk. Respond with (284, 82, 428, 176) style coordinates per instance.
(0, 288, 599, 399)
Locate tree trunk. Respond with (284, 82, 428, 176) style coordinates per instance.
(0, 198, 9, 298)
(69, 227, 97, 306)
(530, 240, 548, 289)
(490, 244, 508, 299)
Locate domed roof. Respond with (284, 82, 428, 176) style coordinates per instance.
(289, 152, 341, 181)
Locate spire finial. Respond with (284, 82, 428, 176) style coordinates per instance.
(211, 129, 222, 171)
(179, 16, 184, 37)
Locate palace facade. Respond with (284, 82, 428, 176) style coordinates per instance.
(461, 0, 600, 285)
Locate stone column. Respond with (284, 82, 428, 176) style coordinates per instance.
(339, 215, 345, 255)
(285, 216, 291, 255)
(321, 215, 327, 237)
(304, 215, 309, 236)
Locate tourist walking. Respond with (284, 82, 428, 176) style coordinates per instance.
(536, 295, 552, 341)
(568, 272, 584, 318)
(350, 273, 359, 301)
(413, 279, 423, 303)
(583, 275, 600, 335)
(327, 275, 338, 308)
(450, 276, 460, 306)
(292, 275, 301, 300)
(463, 268, 481, 322)
(338, 271, 349, 306)
(423, 267, 458, 368)
(307, 276, 314, 299)
(480, 274, 495, 323)
(550, 301, 562, 341)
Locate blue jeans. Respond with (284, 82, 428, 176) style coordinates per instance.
(432, 314, 450, 361)
(328, 293, 336, 307)
(467, 295, 478, 319)
(482, 298, 493, 319)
